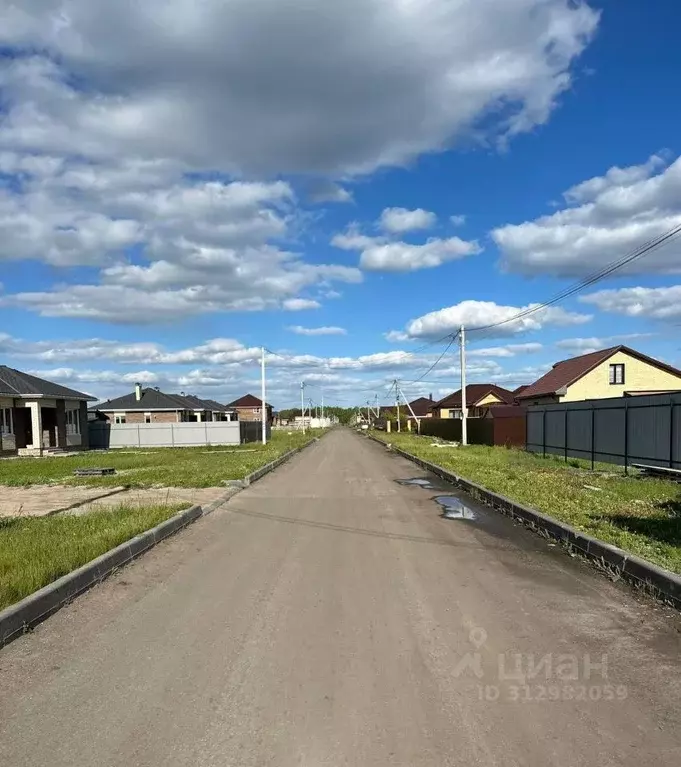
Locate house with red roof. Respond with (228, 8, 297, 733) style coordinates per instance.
(225, 394, 273, 423)
(515, 346, 681, 406)
(431, 384, 515, 419)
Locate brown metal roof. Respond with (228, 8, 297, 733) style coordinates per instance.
(432, 384, 515, 410)
(225, 393, 272, 409)
(516, 345, 681, 400)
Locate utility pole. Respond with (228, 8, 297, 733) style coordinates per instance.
(366, 400, 371, 425)
(321, 389, 324, 421)
(397, 381, 421, 432)
(395, 380, 401, 432)
(460, 325, 468, 446)
(300, 382, 306, 434)
(261, 346, 267, 445)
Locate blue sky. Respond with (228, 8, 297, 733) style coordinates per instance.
(1, 0, 680, 408)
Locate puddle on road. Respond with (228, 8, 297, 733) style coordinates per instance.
(396, 478, 435, 489)
(434, 496, 477, 521)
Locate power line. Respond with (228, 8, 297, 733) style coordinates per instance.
(407, 333, 459, 384)
(466, 223, 681, 337)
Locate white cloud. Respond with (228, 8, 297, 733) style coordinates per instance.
(450, 215, 467, 227)
(398, 300, 591, 339)
(282, 298, 322, 311)
(287, 326, 347, 336)
(379, 207, 436, 234)
(333, 225, 481, 272)
(555, 333, 655, 355)
(468, 343, 543, 358)
(0, 1, 599, 177)
(384, 330, 410, 343)
(493, 154, 681, 276)
(306, 181, 353, 204)
(580, 286, 681, 321)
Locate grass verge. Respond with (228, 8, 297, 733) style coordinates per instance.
(0, 503, 188, 611)
(0, 430, 322, 489)
(372, 431, 681, 575)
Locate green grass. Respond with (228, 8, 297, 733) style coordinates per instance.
(372, 431, 681, 575)
(0, 430, 322, 489)
(0, 503, 188, 611)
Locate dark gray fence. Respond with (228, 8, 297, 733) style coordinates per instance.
(239, 421, 272, 444)
(526, 393, 681, 471)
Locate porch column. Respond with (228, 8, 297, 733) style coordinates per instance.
(56, 400, 67, 448)
(28, 402, 43, 450)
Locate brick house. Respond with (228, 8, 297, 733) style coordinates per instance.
(431, 384, 515, 419)
(0, 366, 95, 456)
(225, 394, 273, 423)
(94, 384, 234, 424)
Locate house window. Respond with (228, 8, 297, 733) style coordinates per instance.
(115, 414, 126, 424)
(609, 363, 625, 385)
(145, 414, 152, 424)
(66, 409, 81, 435)
(0, 407, 13, 435)
(253, 408, 261, 414)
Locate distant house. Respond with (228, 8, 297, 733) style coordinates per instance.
(431, 385, 515, 419)
(0, 366, 95, 455)
(94, 384, 234, 424)
(225, 394, 273, 423)
(515, 346, 681, 406)
(512, 385, 529, 399)
(381, 396, 435, 422)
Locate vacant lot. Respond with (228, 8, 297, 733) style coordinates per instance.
(372, 432, 681, 575)
(0, 431, 320, 489)
(0, 503, 187, 611)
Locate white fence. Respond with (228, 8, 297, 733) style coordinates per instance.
(89, 421, 241, 449)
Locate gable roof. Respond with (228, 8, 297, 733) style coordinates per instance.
(407, 397, 435, 416)
(93, 388, 194, 411)
(226, 393, 272, 409)
(0, 366, 95, 401)
(433, 384, 515, 410)
(516, 345, 681, 401)
(512, 385, 529, 397)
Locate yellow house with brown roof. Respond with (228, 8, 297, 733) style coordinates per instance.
(516, 346, 681, 406)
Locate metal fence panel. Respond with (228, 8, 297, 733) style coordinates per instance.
(526, 411, 544, 454)
(89, 422, 241, 448)
(544, 410, 566, 457)
(566, 408, 592, 461)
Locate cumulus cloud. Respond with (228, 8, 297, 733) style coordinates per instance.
(580, 286, 681, 321)
(396, 300, 591, 340)
(333, 225, 481, 272)
(468, 343, 543, 358)
(0, 1, 598, 177)
(306, 181, 354, 204)
(287, 326, 347, 336)
(379, 207, 436, 234)
(555, 333, 654, 355)
(493, 154, 681, 276)
(450, 215, 467, 227)
(282, 298, 322, 311)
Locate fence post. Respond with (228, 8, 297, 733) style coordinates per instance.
(542, 409, 546, 457)
(590, 406, 595, 470)
(669, 397, 674, 469)
(564, 408, 568, 463)
(137, 424, 141, 449)
(623, 400, 629, 476)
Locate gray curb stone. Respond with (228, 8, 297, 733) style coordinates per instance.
(0, 434, 326, 648)
(368, 435, 681, 609)
(0, 504, 204, 648)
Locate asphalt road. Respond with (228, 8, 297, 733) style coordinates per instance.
(1, 429, 680, 766)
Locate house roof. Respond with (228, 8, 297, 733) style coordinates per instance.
(226, 393, 272, 409)
(433, 384, 515, 410)
(93, 388, 195, 411)
(512, 385, 529, 397)
(0, 366, 95, 401)
(515, 345, 681, 401)
(408, 397, 435, 416)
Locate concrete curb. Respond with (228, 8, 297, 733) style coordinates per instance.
(369, 435, 681, 609)
(243, 436, 320, 486)
(0, 434, 326, 649)
(0, 504, 204, 648)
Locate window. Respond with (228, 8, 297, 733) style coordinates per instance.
(114, 414, 126, 424)
(609, 363, 625, 385)
(145, 414, 152, 424)
(253, 408, 261, 414)
(0, 407, 13, 435)
(66, 408, 81, 435)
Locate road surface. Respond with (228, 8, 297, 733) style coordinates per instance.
(1, 429, 680, 766)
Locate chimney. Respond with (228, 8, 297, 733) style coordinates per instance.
(135, 382, 142, 401)
(429, 393, 433, 401)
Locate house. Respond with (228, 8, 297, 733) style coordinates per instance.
(515, 345, 681, 405)
(431, 384, 515, 419)
(94, 384, 234, 424)
(381, 396, 435, 421)
(225, 394, 273, 423)
(0, 366, 95, 456)
(512, 385, 529, 400)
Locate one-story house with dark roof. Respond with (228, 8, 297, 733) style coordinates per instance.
(0, 366, 96, 456)
(225, 394, 273, 423)
(431, 384, 515, 419)
(93, 385, 235, 424)
(515, 345, 681, 405)
(381, 396, 435, 421)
